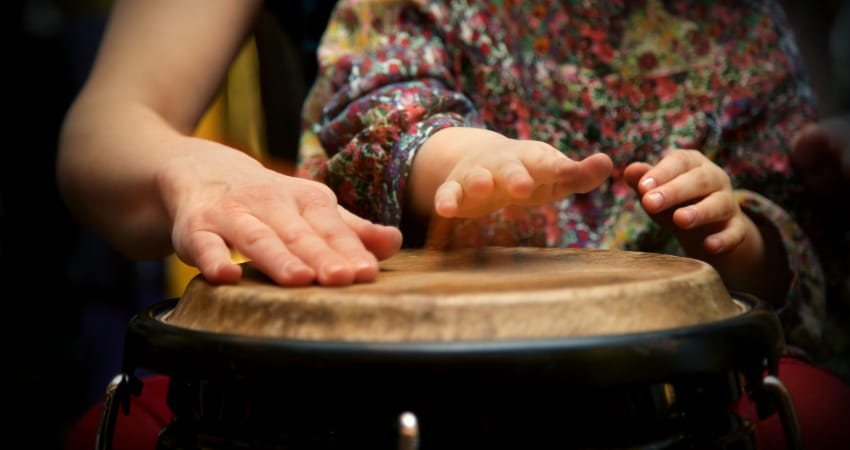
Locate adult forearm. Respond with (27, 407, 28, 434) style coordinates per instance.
(57, 98, 179, 260)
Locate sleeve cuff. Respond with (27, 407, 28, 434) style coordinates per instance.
(735, 189, 826, 347)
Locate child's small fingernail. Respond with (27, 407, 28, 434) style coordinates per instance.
(645, 192, 663, 210)
(320, 263, 347, 280)
(681, 208, 696, 228)
(706, 236, 723, 253)
(284, 261, 312, 279)
(640, 177, 656, 190)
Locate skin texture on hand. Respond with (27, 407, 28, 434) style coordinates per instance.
(623, 150, 744, 255)
(410, 127, 613, 218)
(158, 139, 403, 286)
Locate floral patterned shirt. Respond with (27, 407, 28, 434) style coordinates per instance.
(297, 0, 825, 354)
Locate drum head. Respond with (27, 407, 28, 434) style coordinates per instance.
(165, 247, 745, 341)
(122, 249, 787, 449)
(124, 248, 784, 387)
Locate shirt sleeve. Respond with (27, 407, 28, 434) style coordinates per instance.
(710, 0, 826, 349)
(735, 190, 826, 352)
(297, 0, 480, 227)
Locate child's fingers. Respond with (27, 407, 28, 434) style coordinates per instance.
(513, 143, 603, 201)
(434, 179, 463, 217)
(556, 153, 614, 195)
(493, 159, 535, 199)
(702, 214, 748, 254)
(519, 142, 577, 182)
(462, 166, 496, 200)
(624, 162, 652, 190)
(636, 150, 703, 193)
(571, 153, 614, 193)
(519, 153, 611, 203)
(672, 191, 737, 230)
(641, 166, 729, 214)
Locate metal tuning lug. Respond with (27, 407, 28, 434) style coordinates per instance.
(398, 411, 420, 450)
(763, 375, 804, 450)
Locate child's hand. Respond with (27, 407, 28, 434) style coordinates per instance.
(411, 127, 612, 218)
(624, 150, 750, 256)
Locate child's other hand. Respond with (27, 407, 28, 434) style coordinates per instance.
(624, 149, 749, 256)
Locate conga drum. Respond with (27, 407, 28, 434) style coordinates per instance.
(97, 248, 802, 450)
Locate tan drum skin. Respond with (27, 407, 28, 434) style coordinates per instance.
(164, 247, 744, 342)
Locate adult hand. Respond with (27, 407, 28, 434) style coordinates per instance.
(159, 138, 402, 286)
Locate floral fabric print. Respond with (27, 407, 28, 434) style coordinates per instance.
(298, 0, 825, 353)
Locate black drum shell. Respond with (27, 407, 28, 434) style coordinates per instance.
(122, 293, 784, 449)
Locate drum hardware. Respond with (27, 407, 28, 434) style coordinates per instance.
(93, 299, 803, 450)
(763, 375, 803, 450)
(397, 412, 419, 450)
(95, 373, 141, 450)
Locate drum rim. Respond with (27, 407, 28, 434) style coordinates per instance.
(122, 293, 784, 387)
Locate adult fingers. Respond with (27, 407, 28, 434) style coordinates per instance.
(177, 229, 243, 285)
(215, 211, 318, 286)
(298, 195, 404, 283)
(273, 198, 383, 285)
(296, 204, 397, 283)
(225, 181, 380, 285)
(276, 217, 360, 285)
(337, 206, 403, 261)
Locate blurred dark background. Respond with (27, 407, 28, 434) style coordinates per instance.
(2, 1, 336, 448)
(1, 0, 847, 448)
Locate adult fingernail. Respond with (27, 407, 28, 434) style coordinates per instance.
(320, 263, 347, 280)
(645, 192, 663, 210)
(354, 259, 374, 272)
(353, 259, 377, 279)
(285, 262, 312, 279)
(640, 177, 656, 190)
